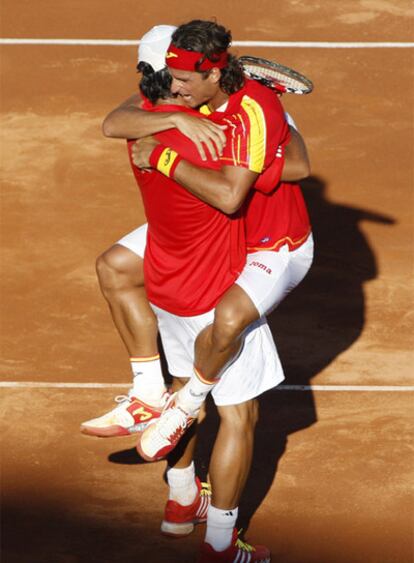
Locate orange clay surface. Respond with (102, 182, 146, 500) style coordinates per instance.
(1, 2, 413, 562)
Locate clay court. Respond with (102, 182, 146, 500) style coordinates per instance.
(1, 2, 413, 562)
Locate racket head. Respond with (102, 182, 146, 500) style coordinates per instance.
(239, 55, 313, 95)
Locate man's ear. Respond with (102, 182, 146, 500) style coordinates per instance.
(208, 67, 222, 84)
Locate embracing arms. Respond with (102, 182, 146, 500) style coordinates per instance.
(102, 93, 226, 160)
(132, 121, 311, 215)
(103, 94, 310, 214)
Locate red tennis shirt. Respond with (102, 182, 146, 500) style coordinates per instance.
(204, 79, 312, 251)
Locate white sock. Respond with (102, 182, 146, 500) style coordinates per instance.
(166, 462, 198, 506)
(177, 368, 218, 415)
(205, 504, 238, 552)
(130, 355, 167, 406)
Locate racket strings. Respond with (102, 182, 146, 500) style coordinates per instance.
(244, 64, 308, 92)
(239, 56, 313, 94)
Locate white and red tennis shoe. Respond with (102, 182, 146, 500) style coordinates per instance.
(136, 392, 196, 461)
(198, 529, 271, 563)
(80, 392, 169, 437)
(161, 477, 211, 537)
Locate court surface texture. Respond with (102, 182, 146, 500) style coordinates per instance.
(1, 2, 413, 562)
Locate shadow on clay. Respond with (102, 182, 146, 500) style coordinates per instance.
(108, 175, 396, 533)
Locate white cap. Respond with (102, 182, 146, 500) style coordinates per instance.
(138, 25, 177, 72)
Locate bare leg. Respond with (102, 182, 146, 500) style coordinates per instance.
(209, 399, 258, 508)
(200, 400, 270, 559)
(195, 285, 260, 381)
(137, 288, 259, 456)
(96, 244, 158, 356)
(81, 245, 165, 435)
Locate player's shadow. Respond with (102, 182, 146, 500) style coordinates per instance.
(108, 447, 146, 465)
(108, 175, 396, 531)
(194, 175, 396, 531)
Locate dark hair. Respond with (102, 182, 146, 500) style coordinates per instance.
(137, 61, 172, 104)
(171, 20, 244, 94)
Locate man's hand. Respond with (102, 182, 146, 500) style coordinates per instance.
(132, 136, 160, 169)
(172, 113, 227, 161)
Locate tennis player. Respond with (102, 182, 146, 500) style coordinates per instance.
(133, 20, 313, 461)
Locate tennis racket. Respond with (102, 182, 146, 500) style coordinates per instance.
(239, 55, 313, 95)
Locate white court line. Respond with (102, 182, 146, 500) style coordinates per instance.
(0, 38, 413, 48)
(0, 381, 413, 392)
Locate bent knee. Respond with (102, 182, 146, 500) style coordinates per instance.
(212, 307, 246, 345)
(213, 292, 258, 347)
(217, 305, 244, 329)
(218, 400, 259, 431)
(96, 245, 144, 290)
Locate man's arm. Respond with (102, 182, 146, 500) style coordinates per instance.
(102, 93, 226, 160)
(282, 126, 310, 181)
(131, 124, 310, 215)
(133, 137, 257, 214)
(102, 93, 177, 138)
(173, 162, 257, 214)
(172, 120, 311, 209)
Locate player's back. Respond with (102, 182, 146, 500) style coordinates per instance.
(127, 104, 245, 316)
(212, 79, 311, 252)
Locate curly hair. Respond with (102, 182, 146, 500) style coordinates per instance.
(137, 61, 172, 104)
(171, 20, 244, 94)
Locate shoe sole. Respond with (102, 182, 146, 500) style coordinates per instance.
(80, 425, 131, 438)
(80, 416, 161, 438)
(160, 517, 207, 537)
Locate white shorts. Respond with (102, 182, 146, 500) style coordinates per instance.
(117, 224, 148, 258)
(236, 235, 314, 316)
(117, 225, 314, 317)
(150, 303, 284, 406)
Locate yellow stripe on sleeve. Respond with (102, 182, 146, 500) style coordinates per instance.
(240, 95, 267, 173)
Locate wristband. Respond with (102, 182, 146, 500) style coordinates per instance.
(149, 144, 182, 178)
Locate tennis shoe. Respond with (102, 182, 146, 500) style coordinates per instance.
(198, 529, 271, 562)
(136, 393, 196, 461)
(161, 478, 211, 537)
(80, 392, 169, 437)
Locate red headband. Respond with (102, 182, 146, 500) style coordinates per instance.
(165, 44, 229, 71)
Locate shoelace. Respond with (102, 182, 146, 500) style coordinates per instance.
(114, 394, 132, 405)
(157, 405, 189, 440)
(200, 482, 212, 497)
(114, 391, 170, 409)
(235, 530, 256, 553)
